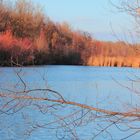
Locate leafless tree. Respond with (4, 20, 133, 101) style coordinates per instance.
(110, 0, 140, 39)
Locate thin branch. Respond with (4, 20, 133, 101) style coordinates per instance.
(0, 92, 140, 117)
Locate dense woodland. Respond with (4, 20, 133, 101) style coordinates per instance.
(0, 0, 140, 67)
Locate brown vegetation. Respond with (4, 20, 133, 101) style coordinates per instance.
(0, 0, 140, 67)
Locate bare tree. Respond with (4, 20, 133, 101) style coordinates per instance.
(110, 0, 140, 37)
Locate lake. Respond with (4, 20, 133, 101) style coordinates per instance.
(0, 66, 140, 140)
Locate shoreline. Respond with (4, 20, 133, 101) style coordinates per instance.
(0, 62, 140, 68)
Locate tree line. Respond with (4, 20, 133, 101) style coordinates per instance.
(0, 0, 140, 67)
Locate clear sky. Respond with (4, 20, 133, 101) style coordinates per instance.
(31, 0, 136, 42)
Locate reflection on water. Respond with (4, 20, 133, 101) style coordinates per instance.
(0, 66, 140, 140)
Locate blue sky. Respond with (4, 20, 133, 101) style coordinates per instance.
(32, 0, 135, 42)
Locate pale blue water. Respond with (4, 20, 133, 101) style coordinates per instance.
(0, 66, 140, 140)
